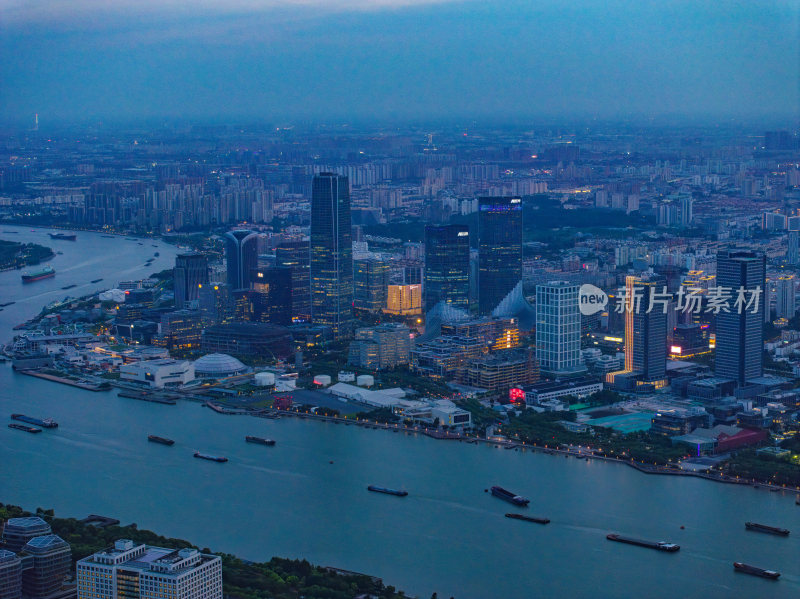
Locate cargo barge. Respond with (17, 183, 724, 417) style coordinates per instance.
(367, 485, 408, 497)
(745, 522, 790, 536)
(21, 265, 55, 283)
(734, 562, 780, 579)
(49, 233, 77, 241)
(193, 452, 227, 463)
(606, 534, 679, 552)
(11, 414, 58, 428)
(245, 436, 276, 446)
(505, 513, 549, 524)
(148, 435, 175, 446)
(490, 486, 530, 506)
(8, 423, 42, 434)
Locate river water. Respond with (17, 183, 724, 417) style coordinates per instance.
(0, 227, 797, 599)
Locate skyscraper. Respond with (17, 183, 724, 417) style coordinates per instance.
(535, 281, 581, 376)
(354, 258, 390, 313)
(776, 275, 796, 319)
(424, 224, 470, 313)
(478, 197, 522, 315)
(715, 249, 766, 385)
(250, 266, 293, 326)
(276, 240, 311, 323)
(310, 172, 354, 339)
(224, 230, 259, 291)
(173, 253, 209, 309)
(626, 275, 667, 383)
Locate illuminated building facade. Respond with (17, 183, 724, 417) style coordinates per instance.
(354, 258, 390, 314)
(424, 224, 470, 313)
(385, 284, 422, 315)
(276, 240, 311, 323)
(478, 197, 522, 315)
(310, 173, 354, 339)
(535, 281, 582, 376)
(251, 266, 292, 326)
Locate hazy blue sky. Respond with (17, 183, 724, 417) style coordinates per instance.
(1, 0, 798, 124)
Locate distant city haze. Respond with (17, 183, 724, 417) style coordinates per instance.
(1, 0, 798, 124)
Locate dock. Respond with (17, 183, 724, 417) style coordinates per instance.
(18, 369, 109, 392)
(117, 391, 177, 405)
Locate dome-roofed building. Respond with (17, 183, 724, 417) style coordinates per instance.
(193, 353, 249, 379)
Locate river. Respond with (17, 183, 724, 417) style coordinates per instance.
(0, 228, 797, 599)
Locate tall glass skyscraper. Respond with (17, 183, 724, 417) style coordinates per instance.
(354, 258, 390, 314)
(224, 230, 259, 291)
(535, 281, 581, 375)
(424, 224, 470, 313)
(310, 172, 354, 339)
(174, 253, 209, 309)
(626, 275, 668, 383)
(276, 240, 311, 323)
(715, 249, 766, 385)
(478, 197, 522, 315)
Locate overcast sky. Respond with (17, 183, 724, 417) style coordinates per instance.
(1, 0, 798, 125)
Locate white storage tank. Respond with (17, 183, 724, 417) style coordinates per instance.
(254, 372, 275, 387)
(313, 374, 332, 387)
(338, 371, 356, 382)
(356, 374, 374, 387)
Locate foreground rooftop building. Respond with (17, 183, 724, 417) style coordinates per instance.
(77, 539, 222, 599)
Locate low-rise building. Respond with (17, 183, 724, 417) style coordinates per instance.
(120, 359, 195, 388)
(515, 377, 603, 406)
(650, 407, 711, 436)
(348, 323, 412, 369)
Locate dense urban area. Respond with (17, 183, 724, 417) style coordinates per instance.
(1, 122, 799, 597)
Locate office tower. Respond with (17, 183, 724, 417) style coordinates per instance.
(424, 224, 470, 313)
(385, 284, 422, 315)
(787, 231, 799, 265)
(353, 258, 389, 314)
(626, 275, 667, 383)
(20, 535, 71, 597)
(250, 266, 292, 326)
(1, 517, 52, 553)
(224, 230, 259, 290)
(276, 240, 311, 322)
(715, 249, 766, 385)
(77, 540, 223, 599)
(478, 197, 522, 315)
(198, 283, 232, 324)
(535, 281, 581, 376)
(310, 172, 354, 339)
(0, 550, 22, 599)
(776, 275, 796, 319)
(173, 253, 209, 309)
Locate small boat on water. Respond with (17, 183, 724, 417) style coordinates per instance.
(745, 522, 790, 536)
(506, 513, 549, 524)
(8, 423, 42, 434)
(61, 284, 76, 290)
(606, 534, 679, 552)
(491, 486, 530, 506)
(367, 485, 408, 497)
(148, 435, 175, 446)
(245, 436, 276, 446)
(734, 562, 780, 579)
(194, 452, 227, 463)
(90, 278, 103, 283)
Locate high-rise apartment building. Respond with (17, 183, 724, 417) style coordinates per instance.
(310, 173, 354, 339)
(787, 231, 799, 265)
(173, 253, 208, 309)
(77, 540, 222, 599)
(224, 230, 259, 291)
(776, 275, 796, 319)
(424, 224, 470, 313)
(715, 249, 766, 385)
(478, 197, 522, 315)
(353, 258, 389, 314)
(535, 281, 582, 376)
(276, 240, 311, 323)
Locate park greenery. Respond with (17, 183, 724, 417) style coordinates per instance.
(0, 239, 54, 270)
(0, 503, 408, 599)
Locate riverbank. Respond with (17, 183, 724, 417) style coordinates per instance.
(0, 238, 55, 272)
(18, 369, 111, 392)
(0, 503, 410, 599)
